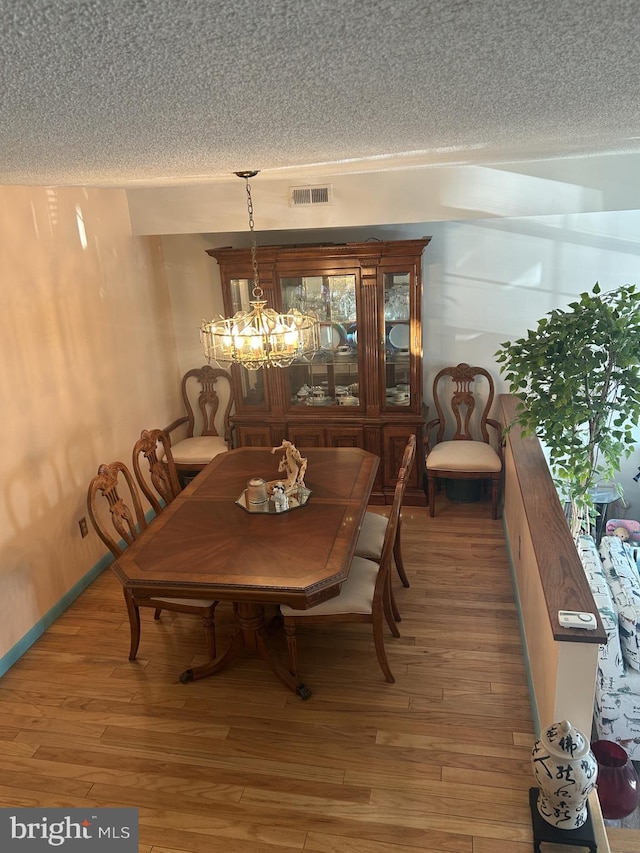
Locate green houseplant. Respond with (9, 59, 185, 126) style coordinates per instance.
(495, 282, 640, 538)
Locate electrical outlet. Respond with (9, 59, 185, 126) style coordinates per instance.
(79, 517, 88, 538)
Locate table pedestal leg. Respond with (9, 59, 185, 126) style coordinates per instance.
(179, 602, 312, 699)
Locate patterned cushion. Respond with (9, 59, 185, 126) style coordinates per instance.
(577, 535, 625, 682)
(594, 664, 640, 761)
(600, 535, 640, 672)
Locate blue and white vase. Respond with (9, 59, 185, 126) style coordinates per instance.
(531, 720, 598, 829)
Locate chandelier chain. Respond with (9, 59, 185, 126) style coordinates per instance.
(244, 178, 261, 298)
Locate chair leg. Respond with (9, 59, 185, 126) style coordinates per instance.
(153, 608, 162, 620)
(428, 474, 437, 517)
(372, 607, 395, 683)
(389, 582, 401, 624)
(393, 521, 410, 588)
(202, 607, 217, 659)
(384, 579, 401, 638)
(123, 589, 141, 661)
(283, 617, 299, 677)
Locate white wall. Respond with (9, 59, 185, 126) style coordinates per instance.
(126, 152, 640, 236)
(166, 208, 640, 511)
(0, 186, 183, 662)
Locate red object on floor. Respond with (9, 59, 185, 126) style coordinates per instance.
(591, 739, 640, 820)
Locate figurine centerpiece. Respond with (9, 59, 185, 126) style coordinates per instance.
(269, 440, 308, 496)
(236, 441, 311, 514)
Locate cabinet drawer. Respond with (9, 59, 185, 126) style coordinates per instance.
(286, 424, 365, 449)
(286, 425, 326, 447)
(326, 427, 364, 448)
(235, 426, 272, 447)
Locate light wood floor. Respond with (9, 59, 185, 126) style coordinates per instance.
(0, 492, 636, 853)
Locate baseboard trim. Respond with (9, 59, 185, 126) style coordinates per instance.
(0, 508, 156, 679)
(0, 552, 113, 678)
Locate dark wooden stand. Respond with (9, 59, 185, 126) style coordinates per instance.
(529, 788, 597, 852)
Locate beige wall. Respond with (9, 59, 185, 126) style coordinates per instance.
(161, 234, 225, 377)
(0, 185, 182, 661)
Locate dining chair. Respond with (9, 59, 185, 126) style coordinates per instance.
(280, 469, 406, 684)
(164, 366, 233, 483)
(132, 428, 182, 515)
(425, 363, 503, 518)
(87, 460, 218, 661)
(355, 433, 416, 588)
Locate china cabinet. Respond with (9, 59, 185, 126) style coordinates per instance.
(206, 238, 431, 504)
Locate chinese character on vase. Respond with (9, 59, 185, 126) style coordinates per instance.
(531, 720, 598, 829)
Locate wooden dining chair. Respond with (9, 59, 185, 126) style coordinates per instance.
(87, 460, 218, 661)
(354, 433, 416, 588)
(280, 470, 406, 685)
(132, 428, 182, 515)
(425, 363, 503, 518)
(164, 366, 233, 483)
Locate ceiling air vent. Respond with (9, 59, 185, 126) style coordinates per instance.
(290, 185, 332, 206)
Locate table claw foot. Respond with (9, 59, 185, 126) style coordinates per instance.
(179, 669, 194, 683)
(296, 683, 312, 700)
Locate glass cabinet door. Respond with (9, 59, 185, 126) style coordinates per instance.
(228, 278, 266, 407)
(280, 273, 360, 409)
(383, 272, 412, 409)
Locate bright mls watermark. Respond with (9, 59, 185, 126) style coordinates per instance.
(0, 808, 138, 851)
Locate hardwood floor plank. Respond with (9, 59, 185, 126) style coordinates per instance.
(0, 502, 627, 853)
(607, 827, 640, 853)
(304, 829, 472, 853)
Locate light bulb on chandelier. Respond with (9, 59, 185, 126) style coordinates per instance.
(200, 171, 321, 370)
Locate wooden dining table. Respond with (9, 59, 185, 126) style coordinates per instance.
(111, 445, 379, 698)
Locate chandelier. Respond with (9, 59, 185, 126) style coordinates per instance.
(200, 171, 321, 370)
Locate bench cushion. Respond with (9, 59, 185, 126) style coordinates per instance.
(578, 535, 624, 681)
(600, 535, 640, 672)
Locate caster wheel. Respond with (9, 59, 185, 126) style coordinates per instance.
(296, 683, 312, 700)
(179, 669, 194, 684)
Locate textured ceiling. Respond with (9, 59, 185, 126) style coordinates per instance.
(1, 0, 639, 187)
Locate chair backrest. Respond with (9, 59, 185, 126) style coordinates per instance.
(87, 461, 147, 558)
(181, 366, 233, 442)
(373, 467, 407, 601)
(431, 362, 498, 445)
(400, 434, 417, 480)
(132, 428, 182, 515)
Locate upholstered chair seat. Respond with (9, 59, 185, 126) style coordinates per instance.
(425, 363, 503, 518)
(164, 366, 233, 482)
(87, 460, 218, 662)
(281, 557, 379, 618)
(355, 434, 416, 598)
(279, 471, 407, 685)
(169, 435, 229, 466)
(355, 513, 387, 561)
(426, 440, 502, 472)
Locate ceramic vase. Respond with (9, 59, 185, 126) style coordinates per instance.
(591, 739, 640, 820)
(531, 720, 598, 829)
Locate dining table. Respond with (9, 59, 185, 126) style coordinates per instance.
(111, 445, 379, 698)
